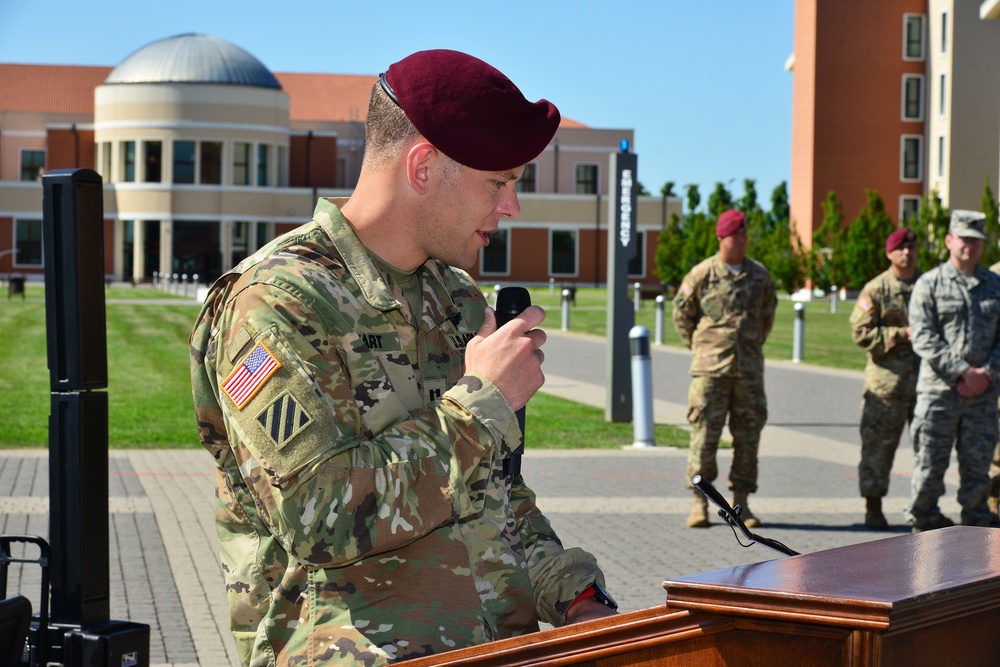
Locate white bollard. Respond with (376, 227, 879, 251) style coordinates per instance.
(793, 302, 805, 363)
(654, 295, 666, 345)
(633, 282, 641, 312)
(561, 289, 571, 331)
(629, 326, 656, 447)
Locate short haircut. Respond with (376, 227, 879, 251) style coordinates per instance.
(361, 82, 420, 170)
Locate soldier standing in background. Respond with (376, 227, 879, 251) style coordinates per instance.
(850, 228, 920, 529)
(673, 209, 777, 528)
(905, 210, 1000, 532)
(990, 258, 1000, 519)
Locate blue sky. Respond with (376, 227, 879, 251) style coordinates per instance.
(0, 0, 794, 210)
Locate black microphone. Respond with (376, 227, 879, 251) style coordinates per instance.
(494, 286, 531, 477)
(691, 475, 733, 514)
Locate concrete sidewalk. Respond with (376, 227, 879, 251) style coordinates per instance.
(0, 373, 961, 666)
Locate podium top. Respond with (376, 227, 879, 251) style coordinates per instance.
(664, 525, 1000, 629)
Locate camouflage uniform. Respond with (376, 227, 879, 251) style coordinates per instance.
(904, 260, 1000, 528)
(850, 269, 920, 498)
(190, 198, 604, 666)
(989, 261, 1000, 511)
(673, 254, 777, 492)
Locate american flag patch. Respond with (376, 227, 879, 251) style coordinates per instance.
(858, 297, 873, 312)
(680, 281, 693, 297)
(223, 342, 281, 410)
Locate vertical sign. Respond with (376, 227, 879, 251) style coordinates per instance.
(605, 147, 638, 422)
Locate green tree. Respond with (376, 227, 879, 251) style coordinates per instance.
(750, 181, 805, 294)
(841, 190, 896, 289)
(982, 179, 1000, 267)
(707, 181, 734, 217)
(809, 191, 847, 291)
(685, 183, 701, 215)
(681, 211, 717, 273)
(636, 181, 651, 196)
(660, 181, 676, 198)
(915, 190, 949, 269)
(654, 211, 686, 287)
(738, 178, 761, 216)
(769, 181, 790, 233)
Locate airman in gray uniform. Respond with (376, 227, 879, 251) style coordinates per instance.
(850, 228, 920, 529)
(673, 209, 777, 528)
(904, 210, 1000, 532)
(989, 259, 1000, 518)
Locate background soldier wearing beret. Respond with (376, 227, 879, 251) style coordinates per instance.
(905, 210, 1000, 532)
(190, 49, 616, 667)
(850, 227, 920, 529)
(673, 209, 777, 528)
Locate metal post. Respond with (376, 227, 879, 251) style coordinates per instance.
(654, 295, 665, 345)
(493, 284, 502, 308)
(182, 273, 188, 297)
(793, 302, 805, 363)
(561, 288, 571, 331)
(629, 326, 655, 447)
(549, 277, 555, 294)
(633, 281, 641, 312)
(830, 284, 837, 314)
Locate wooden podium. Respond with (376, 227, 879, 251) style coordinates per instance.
(400, 526, 1000, 666)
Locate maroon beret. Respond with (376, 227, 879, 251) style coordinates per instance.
(716, 209, 746, 238)
(381, 49, 560, 171)
(885, 227, 916, 253)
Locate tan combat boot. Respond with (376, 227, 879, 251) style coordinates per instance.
(989, 494, 999, 518)
(865, 496, 889, 530)
(686, 492, 710, 528)
(732, 490, 761, 528)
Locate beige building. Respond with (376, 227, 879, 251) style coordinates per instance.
(0, 34, 680, 287)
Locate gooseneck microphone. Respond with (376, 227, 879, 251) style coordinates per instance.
(494, 287, 531, 477)
(692, 475, 799, 557)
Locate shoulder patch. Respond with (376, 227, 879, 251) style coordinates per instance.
(222, 342, 281, 410)
(680, 281, 693, 297)
(255, 391, 312, 450)
(857, 297, 872, 312)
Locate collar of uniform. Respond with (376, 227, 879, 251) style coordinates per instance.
(941, 258, 986, 286)
(312, 197, 401, 312)
(712, 252, 745, 277)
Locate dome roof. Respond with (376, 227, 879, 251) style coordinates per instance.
(104, 33, 281, 89)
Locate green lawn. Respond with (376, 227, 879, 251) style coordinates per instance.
(0, 283, 862, 449)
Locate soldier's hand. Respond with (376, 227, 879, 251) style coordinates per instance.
(465, 306, 547, 412)
(958, 367, 990, 397)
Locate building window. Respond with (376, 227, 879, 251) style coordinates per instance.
(481, 229, 509, 275)
(937, 135, 945, 178)
(901, 136, 922, 181)
(122, 141, 136, 182)
(940, 11, 948, 55)
(20, 150, 45, 181)
(575, 164, 599, 194)
(174, 141, 196, 184)
(515, 163, 537, 193)
(200, 141, 223, 184)
(627, 231, 646, 277)
(257, 144, 270, 186)
(14, 219, 43, 266)
(233, 142, 250, 185)
(902, 75, 923, 121)
(551, 229, 578, 276)
(900, 196, 920, 224)
(938, 73, 947, 116)
(143, 141, 162, 183)
(903, 14, 925, 60)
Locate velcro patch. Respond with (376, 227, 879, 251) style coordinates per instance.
(223, 342, 281, 410)
(255, 391, 312, 450)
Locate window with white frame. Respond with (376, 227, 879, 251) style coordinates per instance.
(20, 150, 44, 181)
(233, 142, 250, 185)
(122, 141, 136, 182)
(900, 196, 920, 224)
(257, 144, 270, 186)
(938, 73, 947, 116)
(550, 229, 578, 276)
(937, 135, 945, 178)
(902, 75, 923, 121)
(515, 163, 537, 193)
(901, 136, 922, 181)
(903, 14, 925, 60)
(14, 219, 43, 266)
(481, 229, 509, 275)
(173, 140, 196, 184)
(940, 11, 948, 55)
(575, 164, 599, 195)
(143, 141, 162, 183)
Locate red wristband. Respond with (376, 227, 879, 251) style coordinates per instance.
(568, 585, 595, 611)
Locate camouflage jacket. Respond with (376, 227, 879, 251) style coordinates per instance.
(190, 198, 604, 666)
(672, 254, 777, 377)
(849, 268, 920, 398)
(909, 260, 1000, 394)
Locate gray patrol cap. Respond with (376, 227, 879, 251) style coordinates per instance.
(949, 210, 987, 240)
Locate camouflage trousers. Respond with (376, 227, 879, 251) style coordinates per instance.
(904, 390, 1000, 527)
(858, 391, 916, 497)
(685, 374, 767, 493)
